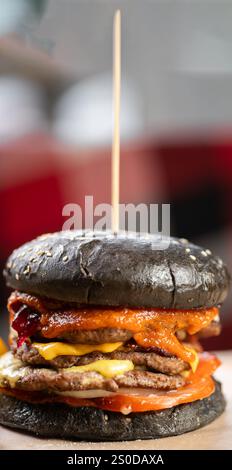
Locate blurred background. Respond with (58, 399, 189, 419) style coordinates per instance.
(0, 0, 232, 350)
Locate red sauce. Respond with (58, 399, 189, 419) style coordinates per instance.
(11, 305, 40, 347)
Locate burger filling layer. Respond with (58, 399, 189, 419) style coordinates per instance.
(0, 291, 221, 413)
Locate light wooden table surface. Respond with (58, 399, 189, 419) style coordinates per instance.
(0, 351, 231, 450)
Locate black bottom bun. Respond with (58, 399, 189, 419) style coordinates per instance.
(0, 381, 225, 441)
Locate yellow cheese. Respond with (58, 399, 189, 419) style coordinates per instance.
(0, 338, 8, 356)
(184, 346, 199, 373)
(63, 359, 134, 378)
(33, 341, 123, 361)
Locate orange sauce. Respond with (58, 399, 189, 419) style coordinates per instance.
(8, 291, 218, 365)
(40, 307, 218, 363)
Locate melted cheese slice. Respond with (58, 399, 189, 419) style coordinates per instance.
(33, 341, 198, 372)
(0, 352, 28, 388)
(33, 341, 123, 361)
(63, 360, 134, 378)
(0, 353, 134, 387)
(184, 346, 199, 373)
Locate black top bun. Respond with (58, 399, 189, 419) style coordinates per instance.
(4, 231, 230, 309)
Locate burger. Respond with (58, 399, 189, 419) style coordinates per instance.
(0, 231, 230, 441)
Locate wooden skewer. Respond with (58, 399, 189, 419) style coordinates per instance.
(111, 10, 121, 233)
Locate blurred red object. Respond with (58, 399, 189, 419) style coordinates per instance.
(0, 133, 64, 256)
(0, 135, 164, 256)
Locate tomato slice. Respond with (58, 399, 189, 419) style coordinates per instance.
(92, 377, 214, 413)
(0, 353, 220, 413)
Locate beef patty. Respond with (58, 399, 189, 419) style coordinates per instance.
(0, 353, 185, 393)
(57, 328, 133, 344)
(15, 343, 188, 375)
(26, 321, 222, 343)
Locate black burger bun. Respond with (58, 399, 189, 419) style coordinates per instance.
(0, 380, 225, 441)
(4, 231, 230, 309)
